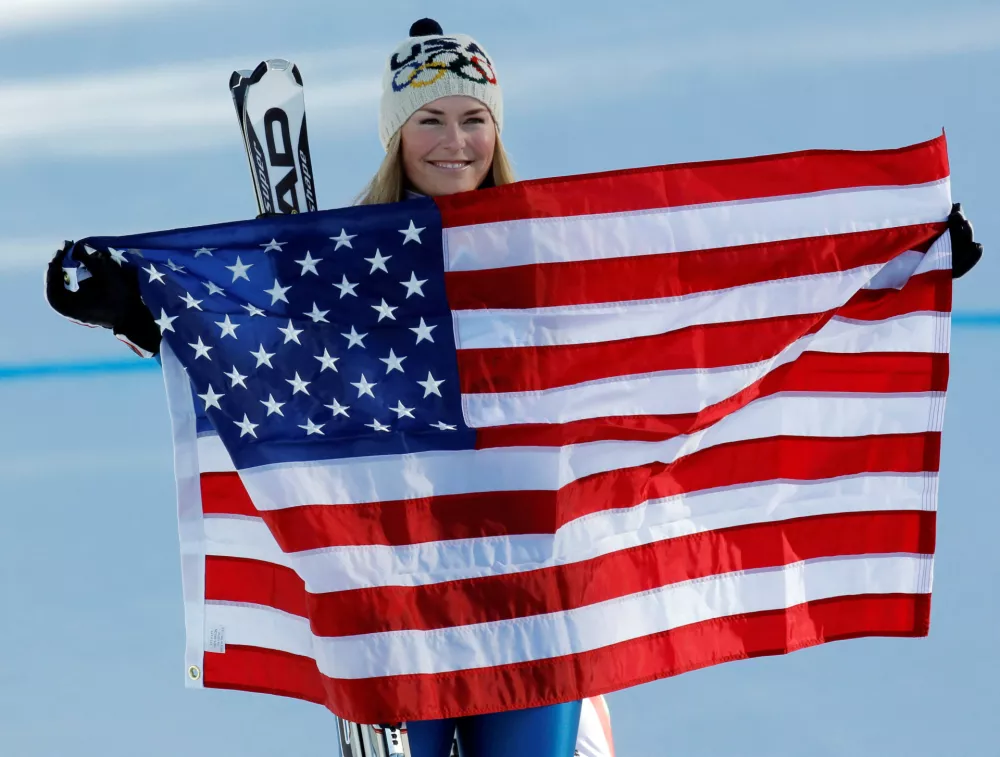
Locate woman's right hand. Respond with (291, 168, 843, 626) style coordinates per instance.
(44, 241, 162, 356)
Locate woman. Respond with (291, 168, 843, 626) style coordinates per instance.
(352, 20, 586, 757)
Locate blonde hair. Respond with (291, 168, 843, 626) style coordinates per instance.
(356, 130, 515, 206)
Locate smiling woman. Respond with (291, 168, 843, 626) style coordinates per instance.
(356, 18, 515, 205)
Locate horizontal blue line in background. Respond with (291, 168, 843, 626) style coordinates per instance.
(2, 312, 999, 382)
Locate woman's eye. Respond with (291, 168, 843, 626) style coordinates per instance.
(465, 117, 486, 125)
(420, 118, 441, 125)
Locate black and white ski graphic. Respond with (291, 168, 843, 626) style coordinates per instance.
(230, 59, 318, 215)
(228, 68, 257, 211)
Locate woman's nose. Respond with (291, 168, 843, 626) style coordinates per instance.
(439, 122, 465, 150)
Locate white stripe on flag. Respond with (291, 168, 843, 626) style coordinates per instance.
(234, 393, 943, 509)
(204, 515, 289, 567)
(443, 180, 952, 272)
(453, 265, 882, 350)
(207, 474, 935, 593)
(462, 313, 947, 427)
(205, 554, 933, 678)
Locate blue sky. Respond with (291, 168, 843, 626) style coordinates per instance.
(1, 1, 998, 755)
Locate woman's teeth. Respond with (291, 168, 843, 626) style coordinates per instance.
(431, 161, 470, 170)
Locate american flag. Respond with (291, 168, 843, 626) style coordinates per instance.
(82, 134, 953, 725)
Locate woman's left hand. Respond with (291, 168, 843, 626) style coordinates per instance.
(949, 203, 983, 279)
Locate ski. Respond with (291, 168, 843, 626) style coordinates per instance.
(229, 58, 318, 216)
(336, 718, 414, 756)
(228, 68, 256, 212)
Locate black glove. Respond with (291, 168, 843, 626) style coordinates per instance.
(949, 203, 983, 279)
(45, 241, 162, 355)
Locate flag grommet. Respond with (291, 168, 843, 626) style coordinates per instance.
(187, 665, 201, 681)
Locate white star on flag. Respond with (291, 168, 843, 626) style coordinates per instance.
(379, 349, 406, 374)
(203, 281, 225, 296)
(225, 366, 248, 389)
(261, 239, 286, 252)
(215, 315, 239, 339)
(431, 421, 457, 431)
(166, 259, 186, 273)
(265, 279, 291, 305)
(250, 344, 275, 368)
(108, 247, 128, 265)
(295, 251, 321, 275)
(155, 309, 177, 333)
(366, 419, 391, 432)
(372, 299, 398, 322)
(180, 292, 203, 310)
(314, 348, 339, 372)
(189, 337, 212, 360)
(325, 398, 350, 417)
(400, 272, 427, 298)
(390, 401, 415, 419)
(286, 372, 311, 395)
(342, 326, 367, 349)
(197, 385, 223, 411)
(410, 318, 437, 344)
(306, 303, 330, 323)
(278, 320, 303, 344)
(242, 303, 266, 317)
(399, 220, 425, 244)
(334, 275, 359, 298)
(234, 414, 258, 438)
(330, 229, 357, 249)
(364, 249, 391, 273)
(351, 374, 377, 399)
(144, 264, 166, 284)
(418, 371, 445, 398)
(194, 247, 216, 257)
(261, 394, 285, 416)
(226, 256, 253, 282)
(299, 418, 325, 435)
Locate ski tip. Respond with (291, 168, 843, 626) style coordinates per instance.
(229, 69, 253, 89)
(250, 60, 269, 83)
(249, 59, 296, 83)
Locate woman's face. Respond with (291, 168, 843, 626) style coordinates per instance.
(400, 95, 496, 197)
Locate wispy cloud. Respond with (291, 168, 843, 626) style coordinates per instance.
(0, 0, 195, 36)
(503, 8, 1000, 103)
(1, 9, 999, 163)
(0, 49, 382, 161)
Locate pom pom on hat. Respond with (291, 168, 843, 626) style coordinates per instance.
(378, 19, 503, 150)
(409, 18, 444, 36)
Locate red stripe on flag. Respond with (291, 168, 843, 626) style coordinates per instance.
(445, 225, 943, 311)
(475, 352, 949, 448)
(205, 556, 307, 618)
(203, 645, 327, 706)
(205, 511, 935, 637)
(436, 136, 948, 227)
(201, 473, 256, 516)
(203, 594, 931, 724)
(210, 433, 939, 551)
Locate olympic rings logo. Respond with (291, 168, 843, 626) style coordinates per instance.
(390, 37, 498, 93)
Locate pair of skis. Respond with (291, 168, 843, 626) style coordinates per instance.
(229, 59, 318, 216)
(227, 60, 427, 757)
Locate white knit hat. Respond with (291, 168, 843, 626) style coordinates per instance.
(379, 18, 503, 150)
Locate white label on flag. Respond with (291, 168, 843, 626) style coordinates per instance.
(206, 625, 226, 653)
